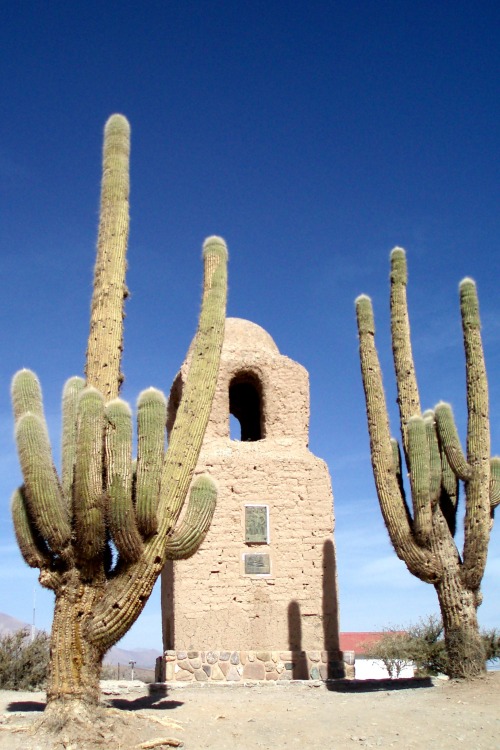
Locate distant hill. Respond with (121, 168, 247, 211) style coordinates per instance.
(0, 612, 33, 636)
(103, 645, 161, 669)
(0, 612, 161, 669)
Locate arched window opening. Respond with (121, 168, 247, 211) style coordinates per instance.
(229, 373, 264, 441)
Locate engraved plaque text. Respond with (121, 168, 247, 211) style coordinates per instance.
(245, 505, 268, 543)
(244, 553, 271, 575)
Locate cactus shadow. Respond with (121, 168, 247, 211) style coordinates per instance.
(107, 691, 183, 710)
(6, 699, 45, 712)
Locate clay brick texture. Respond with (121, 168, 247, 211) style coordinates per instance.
(160, 318, 341, 680)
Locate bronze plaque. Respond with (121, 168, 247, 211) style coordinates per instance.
(244, 553, 271, 575)
(245, 505, 268, 543)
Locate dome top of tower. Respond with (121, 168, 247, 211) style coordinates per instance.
(224, 317, 279, 354)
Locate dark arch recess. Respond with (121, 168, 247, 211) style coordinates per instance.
(229, 372, 264, 442)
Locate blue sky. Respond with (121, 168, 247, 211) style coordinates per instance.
(1, 1, 499, 651)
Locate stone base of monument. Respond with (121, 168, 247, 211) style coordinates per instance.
(155, 650, 346, 683)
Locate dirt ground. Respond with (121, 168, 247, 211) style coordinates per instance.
(0, 673, 499, 750)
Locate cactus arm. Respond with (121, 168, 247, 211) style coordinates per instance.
(88, 236, 228, 651)
(105, 399, 143, 563)
(156, 236, 228, 532)
(73, 388, 106, 563)
(389, 248, 421, 460)
(85, 114, 130, 400)
(355, 294, 439, 583)
(14, 413, 71, 560)
(423, 411, 443, 509)
(407, 415, 432, 547)
(459, 278, 491, 589)
(390, 437, 409, 509)
(62, 376, 85, 501)
(11, 487, 52, 570)
(434, 402, 472, 480)
(164, 476, 217, 560)
(491, 457, 500, 509)
(11, 369, 44, 422)
(135, 388, 167, 537)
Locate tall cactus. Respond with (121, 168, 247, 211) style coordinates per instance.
(10, 115, 228, 714)
(355, 248, 498, 678)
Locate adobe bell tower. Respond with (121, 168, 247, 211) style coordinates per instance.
(160, 317, 342, 682)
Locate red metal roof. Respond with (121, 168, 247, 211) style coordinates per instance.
(339, 632, 385, 655)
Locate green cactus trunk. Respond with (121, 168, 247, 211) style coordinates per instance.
(46, 581, 104, 707)
(355, 249, 497, 679)
(11, 116, 228, 723)
(435, 572, 484, 679)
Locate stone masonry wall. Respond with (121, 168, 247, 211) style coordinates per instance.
(156, 649, 345, 683)
(161, 319, 341, 681)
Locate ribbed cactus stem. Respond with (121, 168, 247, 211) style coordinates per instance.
(11, 488, 51, 569)
(355, 294, 438, 581)
(459, 278, 491, 589)
(434, 402, 471, 480)
(164, 475, 217, 560)
(407, 415, 432, 546)
(491, 458, 500, 508)
(354, 295, 374, 334)
(157, 236, 228, 532)
(74, 387, 105, 562)
(85, 114, 130, 400)
(136, 388, 167, 536)
(389, 246, 407, 285)
(11, 369, 44, 422)
(389, 247, 421, 461)
(356, 251, 497, 678)
(423, 411, 442, 508)
(15, 413, 71, 558)
(62, 376, 85, 500)
(105, 399, 143, 563)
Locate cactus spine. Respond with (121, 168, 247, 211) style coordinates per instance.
(11, 115, 228, 713)
(355, 248, 497, 678)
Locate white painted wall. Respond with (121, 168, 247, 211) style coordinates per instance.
(354, 658, 414, 680)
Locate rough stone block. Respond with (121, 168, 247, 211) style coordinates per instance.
(202, 665, 211, 678)
(190, 657, 202, 670)
(211, 664, 225, 681)
(219, 651, 231, 661)
(242, 661, 266, 680)
(230, 651, 240, 665)
(226, 666, 241, 681)
(206, 651, 219, 665)
(266, 671, 279, 680)
(309, 651, 321, 662)
(176, 669, 194, 681)
(195, 669, 208, 682)
(187, 651, 199, 659)
(256, 651, 270, 662)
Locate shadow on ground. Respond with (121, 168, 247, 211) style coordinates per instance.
(326, 677, 433, 693)
(7, 700, 45, 712)
(107, 693, 183, 711)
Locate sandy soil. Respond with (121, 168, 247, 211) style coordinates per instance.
(0, 673, 499, 750)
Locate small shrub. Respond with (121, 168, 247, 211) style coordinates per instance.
(0, 627, 49, 690)
(366, 615, 499, 678)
